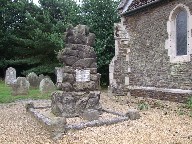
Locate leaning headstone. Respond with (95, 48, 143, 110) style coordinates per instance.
(26, 72, 40, 88)
(39, 78, 55, 94)
(5, 67, 16, 85)
(11, 77, 30, 96)
(51, 24, 102, 117)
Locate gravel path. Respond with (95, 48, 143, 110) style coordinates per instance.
(0, 93, 192, 144)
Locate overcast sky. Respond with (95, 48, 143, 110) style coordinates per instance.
(33, 0, 39, 5)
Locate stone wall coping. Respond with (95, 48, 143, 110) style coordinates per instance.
(127, 86, 192, 94)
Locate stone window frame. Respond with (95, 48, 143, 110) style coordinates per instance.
(166, 4, 192, 63)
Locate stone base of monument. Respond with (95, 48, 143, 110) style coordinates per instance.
(51, 91, 102, 118)
(26, 102, 138, 140)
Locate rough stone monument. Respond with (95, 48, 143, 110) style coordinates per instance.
(51, 24, 102, 118)
(11, 77, 30, 96)
(5, 67, 16, 85)
(26, 25, 140, 139)
(26, 72, 40, 88)
(39, 78, 56, 94)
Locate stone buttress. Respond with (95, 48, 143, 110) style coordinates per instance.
(109, 19, 130, 96)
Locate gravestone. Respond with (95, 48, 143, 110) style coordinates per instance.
(39, 78, 56, 94)
(11, 77, 30, 96)
(26, 72, 40, 88)
(5, 67, 16, 85)
(55, 67, 63, 84)
(51, 25, 102, 118)
(39, 74, 45, 82)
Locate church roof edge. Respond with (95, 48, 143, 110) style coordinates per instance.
(118, 0, 164, 16)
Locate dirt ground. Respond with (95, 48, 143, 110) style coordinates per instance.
(0, 91, 192, 144)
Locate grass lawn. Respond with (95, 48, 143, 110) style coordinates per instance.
(0, 80, 51, 103)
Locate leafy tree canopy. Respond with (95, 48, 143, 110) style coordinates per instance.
(0, 0, 120, 85)
(0, 0, 80, 76)
(81, 0, 120, 85)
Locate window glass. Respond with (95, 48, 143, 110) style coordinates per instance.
(176, 10, 187, 55)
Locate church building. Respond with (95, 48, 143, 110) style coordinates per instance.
(109, 0, 192, 102)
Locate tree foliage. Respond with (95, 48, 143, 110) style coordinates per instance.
(0, 0, 81, 76)
(81, 0, 119, 85)
(0, 0, 119, 85)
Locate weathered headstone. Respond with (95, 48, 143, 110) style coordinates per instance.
(11, 77, 30, 96)
(39, 78, 55, 94)
(55, 67, 63, 84)
(5, 67, 16, 85)
(96, 73, 101, 90)
(26, 72, 40, 88)
(51, 25, 102, 117)
(39, 74, 45, 82)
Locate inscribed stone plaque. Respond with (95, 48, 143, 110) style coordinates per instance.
(76, 69, 90, 82)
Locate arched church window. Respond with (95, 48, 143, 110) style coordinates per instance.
(176, 10, 187, 56)
(165, 4, 192, 63)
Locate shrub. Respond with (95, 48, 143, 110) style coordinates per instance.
(138, 102, 149, 110)
(178, 109, 185, 116)
(186, 96, 192, 110)
(189, 111, 192, 117)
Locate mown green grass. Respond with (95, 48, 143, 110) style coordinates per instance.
(0, 80, 51, 103)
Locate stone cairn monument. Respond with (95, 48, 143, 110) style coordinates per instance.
(51, 25, 102, 118)
(26, 25, 139, 139)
